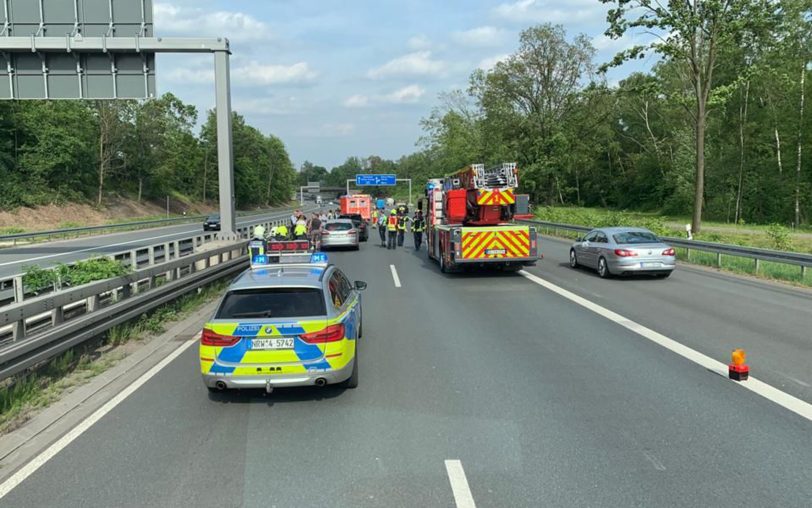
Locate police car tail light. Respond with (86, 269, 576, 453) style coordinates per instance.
(269, 243, 285, 251)
(300, 324, 345, 344)
(201, 329, 240, 347)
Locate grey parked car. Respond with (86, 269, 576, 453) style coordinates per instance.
(321, 219, 360, 250)
(570, 227, 676, 278)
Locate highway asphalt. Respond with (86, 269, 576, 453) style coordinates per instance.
(0, 232, 810, 507)
(0, 209, 298, 279)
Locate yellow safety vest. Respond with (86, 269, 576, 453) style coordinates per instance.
(387, 216, 398, 232)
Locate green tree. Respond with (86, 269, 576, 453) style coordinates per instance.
(600, 0, 775, 232)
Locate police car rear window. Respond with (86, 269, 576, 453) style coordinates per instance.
(216, 288, 326, 319)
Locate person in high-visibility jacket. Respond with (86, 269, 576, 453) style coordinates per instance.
(275, 223, 289, 240)
(248, 225, 266, 259)
(294, 221, 308, 239)
(386, 209, 399, 250)
(411, 211, 425, 250)
(396, 212, 409, 247)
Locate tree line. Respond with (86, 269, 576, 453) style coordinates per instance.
(0, 93, 296, 210)
(309, 1, 810, 232)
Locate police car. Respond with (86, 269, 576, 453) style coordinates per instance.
(200, 250, 365, 393)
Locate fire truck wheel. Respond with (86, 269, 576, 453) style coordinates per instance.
(439, 250, 448, 273)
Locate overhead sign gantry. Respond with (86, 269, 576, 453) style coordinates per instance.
(0, 0, 238, 238)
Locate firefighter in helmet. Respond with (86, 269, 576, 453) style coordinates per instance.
(411, 210, 425, 250)
(396, 210, 410, 247)
(386, 209, 399, 250)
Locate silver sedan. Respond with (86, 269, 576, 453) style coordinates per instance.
(569, 227, 676, 278)
(321, 219, 360, 250)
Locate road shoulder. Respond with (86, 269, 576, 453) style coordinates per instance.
(0, 301, 214, 482)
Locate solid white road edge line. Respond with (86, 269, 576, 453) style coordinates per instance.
(518, 270, 812, 422)
(0, 337, 199, 500)
(445, 459, 476, 508)
(390, 264, 402, 288)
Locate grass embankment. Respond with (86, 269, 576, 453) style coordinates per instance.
(534, 206, 812, 287)
(0, 280, 227, 434)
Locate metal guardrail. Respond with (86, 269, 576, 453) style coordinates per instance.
(519, 219, 812, 277)
(0, 205, 297, 245)
(0, 208, 310, 307)
(0, 205, 318, 380)
(0, 242, 249, 380)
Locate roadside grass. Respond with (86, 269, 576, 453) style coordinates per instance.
(674, 247, 812, 286)
(534, 206, 812, 254)
(0, 280, 228, 434)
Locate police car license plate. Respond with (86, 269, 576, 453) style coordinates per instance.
(250, 338, 295, 350)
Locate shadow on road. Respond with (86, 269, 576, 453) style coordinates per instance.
(206, 385, 348, 405)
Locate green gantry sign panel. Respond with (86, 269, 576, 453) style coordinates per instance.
(0, 0, 156, 99)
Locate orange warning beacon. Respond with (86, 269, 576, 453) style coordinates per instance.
(729, 348, 749, 381)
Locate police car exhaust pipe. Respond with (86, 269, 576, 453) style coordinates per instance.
(214, 381, 227, 391)
(315, 378, 328, 387)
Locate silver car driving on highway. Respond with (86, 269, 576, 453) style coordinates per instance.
(569, 227, 676, 278)
(321, 219, 360, 250)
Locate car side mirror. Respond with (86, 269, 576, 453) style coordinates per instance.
(576, 236, 584, 242)
(354, 281, 368, 291)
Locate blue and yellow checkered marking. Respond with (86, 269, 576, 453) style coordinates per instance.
(200, 297, 359, 377)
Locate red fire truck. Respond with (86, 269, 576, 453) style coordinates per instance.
(339, 194, 372, 220)
(425, 163, 538, 273)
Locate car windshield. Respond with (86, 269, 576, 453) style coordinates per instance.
(216, 288, 326, 319)
(207, 215, 220, 221)
(613, 231, 659, 244)
(325, 222, 353, 231)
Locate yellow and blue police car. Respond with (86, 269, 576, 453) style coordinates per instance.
(200, 251, 365, 393)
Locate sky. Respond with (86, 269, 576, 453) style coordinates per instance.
(155, 0, 652, 169)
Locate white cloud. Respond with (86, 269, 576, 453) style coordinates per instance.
(452, 26, 505, 47)
(232, 62, 318, 85)
(478, 54, 510, 71)
(162, 61, 317, 87)
(312, 123, 355, 137)
(408, 34, 432, 50)
(155, 3, 272, 41)
(383, 84, 425, 104)
(343, 94, 370, 108)
(367, 51, 444, 79)
(163, 66, 214, 84)
(343, 85, 426, 108)
(493, 0, 605, 24)
(232, 97, 300, 115)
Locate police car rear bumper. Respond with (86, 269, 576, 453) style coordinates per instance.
(202, 358, 355, 389)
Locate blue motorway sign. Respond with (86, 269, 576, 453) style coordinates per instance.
(355, 174, 397, 186)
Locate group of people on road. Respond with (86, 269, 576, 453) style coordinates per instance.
(250, 209, 330, 250)
(376, 206, 425, 251)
